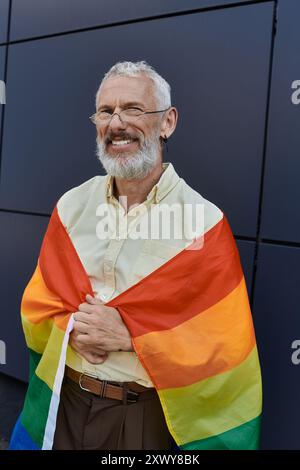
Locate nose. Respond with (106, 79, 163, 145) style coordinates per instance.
(108, 112, 127, 130)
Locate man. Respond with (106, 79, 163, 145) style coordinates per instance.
(10, 60, 262, 451)
(53, 60, 180, 450)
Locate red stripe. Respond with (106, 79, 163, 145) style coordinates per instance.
(39, 206, 94, 313)
(107, 216, 243, 337)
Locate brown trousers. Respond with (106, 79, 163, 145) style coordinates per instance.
(52, 376, 176, 450)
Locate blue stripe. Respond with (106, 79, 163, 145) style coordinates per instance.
(8, 415, 40, 450)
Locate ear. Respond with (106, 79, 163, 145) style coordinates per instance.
(160, 106, 178, 140)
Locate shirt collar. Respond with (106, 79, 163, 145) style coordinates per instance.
(106, 162, 180, 205)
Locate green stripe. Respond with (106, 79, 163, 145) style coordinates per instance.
(29, 349, 42, 381)
(21, 371, 52, 447)
(180, 415, 261, 450)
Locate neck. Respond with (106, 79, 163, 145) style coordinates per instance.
(113, 158, 165, 212)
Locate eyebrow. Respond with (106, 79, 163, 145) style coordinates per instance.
(97, 101, 145, 111)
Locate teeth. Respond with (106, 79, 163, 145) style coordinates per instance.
(111, 139, 133, 146)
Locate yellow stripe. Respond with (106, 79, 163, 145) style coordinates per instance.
(158, 346, 262, 445)
(35, 323, 65, 390)
(21, 314, 53, 353)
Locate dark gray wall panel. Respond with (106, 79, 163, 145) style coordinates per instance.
(252, 243, 300, 449)
(173, 2, 273, 237)
(261, 0, 300, 243)
(0, 373, 27, 441)
(0, 46, 5, 133)
(0, 47, 4, 78)
(10, 0, 260, 41)
(0, 212, 49, 381)
(236, 239, 255, 295)
(0, 3, 273, 239)
(0, 0, 9, 44)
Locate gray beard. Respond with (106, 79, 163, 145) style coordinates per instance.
(95, 130, 161, 180)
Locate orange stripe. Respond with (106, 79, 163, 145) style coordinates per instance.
(22, 206, 93, 329)
(110, 216, 244, 336)
(21, 262, 65, 324)
(133, 277, 256, 389)
(54, 313, 72, 330)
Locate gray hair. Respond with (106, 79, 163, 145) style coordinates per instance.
(95, 60, 171, 110)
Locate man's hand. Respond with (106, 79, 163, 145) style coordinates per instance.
(69, 294, 133, 365)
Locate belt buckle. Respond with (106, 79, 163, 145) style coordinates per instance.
(79, 373, 92, 393)
(126, 389, 139, 404)
(79, 373, 108, 398)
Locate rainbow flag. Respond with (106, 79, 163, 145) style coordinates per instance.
(9, 204, 262, 450)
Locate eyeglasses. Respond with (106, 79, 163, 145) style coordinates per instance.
(89, 106, 170, 125)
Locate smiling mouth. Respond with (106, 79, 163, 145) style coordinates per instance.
(107, 138, 139, 150)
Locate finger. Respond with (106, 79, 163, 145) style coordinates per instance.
(74, 311, 93, 324)
(83, 351, 108, 365)
(73, 321, 90, 334)
(70, 335, 107, 357)
(76, 334, 109, 354)
(78, 302, 95, 314)
(86, 294, 104, 305)
(92, 345, 108, 355)
(76, 333, 94, 345)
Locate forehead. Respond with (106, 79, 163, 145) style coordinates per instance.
(97, 74, 157, 108)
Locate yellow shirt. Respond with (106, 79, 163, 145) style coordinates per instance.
(57, 162, 222, 387)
